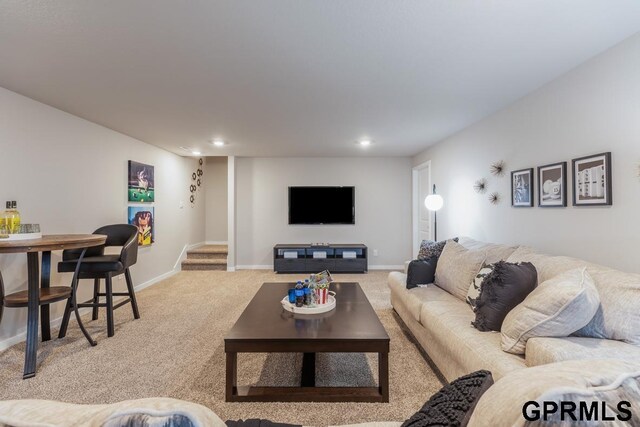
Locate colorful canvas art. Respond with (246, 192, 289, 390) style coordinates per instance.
(128, 206, 154, 246)
(128, 161, 155, 203)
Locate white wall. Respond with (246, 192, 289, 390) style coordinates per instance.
(235, 157, 412, 268)
(204, 156, 228, 243)
(412, 33, 640, 273)
(0, 87, 205, 346)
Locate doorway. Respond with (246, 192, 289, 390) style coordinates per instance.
(412, 161, 432, 258)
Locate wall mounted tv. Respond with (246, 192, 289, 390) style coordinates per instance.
(288, 186, 355, 225)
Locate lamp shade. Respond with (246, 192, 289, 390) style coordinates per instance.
(424, 194, 444, 211)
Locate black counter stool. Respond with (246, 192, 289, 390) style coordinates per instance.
(58, 224, 140, 341)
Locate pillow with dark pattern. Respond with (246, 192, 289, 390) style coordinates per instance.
(417, 238, 459, 260)
(466, 263, 495, 311)
(471, 261, 538, 332)
(401, 370, 494, 427)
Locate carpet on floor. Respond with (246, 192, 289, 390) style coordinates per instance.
(0, 270, 443, 426)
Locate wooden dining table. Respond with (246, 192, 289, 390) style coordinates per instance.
(0, 234, 106, 379)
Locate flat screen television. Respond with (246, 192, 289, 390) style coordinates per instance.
(288, 186, 355, 225)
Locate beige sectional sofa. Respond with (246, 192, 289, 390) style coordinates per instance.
(388, 237, 640, 382)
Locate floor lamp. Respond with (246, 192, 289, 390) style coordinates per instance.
(424, 184, 444, 241)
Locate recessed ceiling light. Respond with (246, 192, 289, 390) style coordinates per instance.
(357, 139, 373, 147)
(192, 150, 201, 155)
(212, 139, 226, 147)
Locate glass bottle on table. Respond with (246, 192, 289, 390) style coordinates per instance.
(0, 202, 9, 238)
(295, 281, 304, 307)
(5, 201, 20, 234)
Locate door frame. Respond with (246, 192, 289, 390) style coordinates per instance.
(412, 160, 432, 258)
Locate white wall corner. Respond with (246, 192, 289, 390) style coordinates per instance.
(227, 156, 236, 270)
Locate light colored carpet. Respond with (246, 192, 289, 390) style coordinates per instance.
(0, 270, 443, 426)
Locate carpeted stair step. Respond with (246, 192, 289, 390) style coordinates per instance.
(181, 258, 227, 271)
(182, 245, 228, 270)
(187, 251, 227, 260)
(186, 245, 228, 260)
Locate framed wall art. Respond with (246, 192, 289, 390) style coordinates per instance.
(572, 152, 612, 206)
(538, 162, 567, 207)
(128, 161, 155, 203)
(511, 168, 534, 207)
(128, 206, 154, 246)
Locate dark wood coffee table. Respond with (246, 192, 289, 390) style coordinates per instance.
(225, 282, 390, 402)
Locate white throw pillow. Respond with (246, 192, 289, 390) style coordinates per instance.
(501, 268, 599, 355)
(466, 264, 494, 311)
(435, 241, 486, 301)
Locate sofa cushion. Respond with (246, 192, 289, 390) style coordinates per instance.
(525, 336, 640, 367)
(401, 370, 493, 427)
(506, 246, 586, 282)
(435, 241, 486, 301)
(500, 268, 600, 355)
(419, 301, 525, 380)
(471, 261, 537, 332)
(388, 272, 455, 322)
(406, 258, 438, 289)
(467, 359, 640, 427)
(458, 237, 518, 264)
(507, 246, 640, 346)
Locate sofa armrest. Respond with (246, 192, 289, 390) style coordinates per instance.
(404, 260, 411, 274)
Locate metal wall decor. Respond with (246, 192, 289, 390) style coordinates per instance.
(189, 158, 204, 205)
(490, 160, 506, 177)
(474, 178, 487, 194)
(488, 192, 501, 205)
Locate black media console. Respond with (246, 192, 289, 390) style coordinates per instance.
(273, 244, 368, 273)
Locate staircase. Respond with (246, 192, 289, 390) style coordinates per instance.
(181, 244, 228, 271)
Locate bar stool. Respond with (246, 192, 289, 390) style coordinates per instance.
(57, 224, 140, 341)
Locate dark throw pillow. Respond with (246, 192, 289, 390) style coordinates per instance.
(417, 238, 459, 260)
(471, 261, 538, 332)
(406, 258, 438, 289)
(401, 370, 494, 427)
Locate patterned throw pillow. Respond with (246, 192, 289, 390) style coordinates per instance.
(417, 238, 459, 260)
(466, 264, 495, 311)
(471, 261, 538, 332)
(401, 370, 494, 427)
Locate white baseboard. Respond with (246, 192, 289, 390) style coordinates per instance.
(0, 242, 201, 352)
(205, 240, 228, 245)
(369, 265, 404, 270)
(235, 265, 271, 270)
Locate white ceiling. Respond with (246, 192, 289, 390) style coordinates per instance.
(1, 1, 639, 157)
